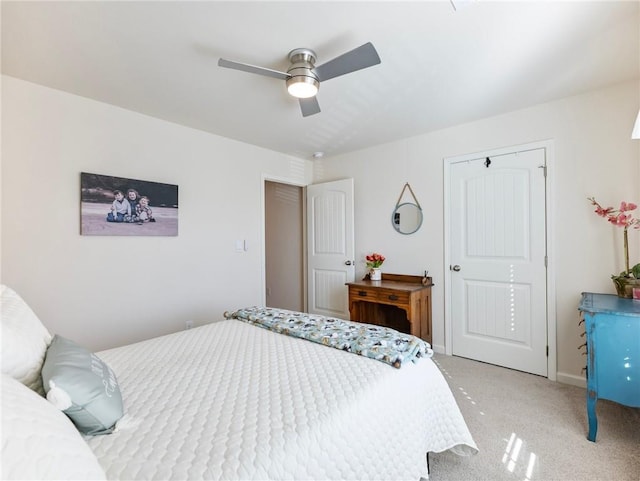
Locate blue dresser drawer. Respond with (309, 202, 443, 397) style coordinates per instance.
(579, 292, 640, 441)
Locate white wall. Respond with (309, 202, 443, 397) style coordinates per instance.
(1, 76, 313, 351)
(314, 80, 640, 383)
(3, 75, 639, 382)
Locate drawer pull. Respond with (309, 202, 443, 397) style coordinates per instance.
(388, 295, 399, 301)
(358, 291, 368, 297)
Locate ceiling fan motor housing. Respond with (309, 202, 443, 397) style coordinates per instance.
(286, 48, 319, 98)
(218, 42, 379, 115)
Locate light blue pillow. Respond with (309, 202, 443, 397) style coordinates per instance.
(41, 335, 124, 435)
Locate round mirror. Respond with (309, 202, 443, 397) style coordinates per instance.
(391, 202, 423, 235)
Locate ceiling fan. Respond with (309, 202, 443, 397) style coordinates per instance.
(218, 42, 381, 117)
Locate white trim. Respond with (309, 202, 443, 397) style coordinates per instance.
(544, 142, 558, 382)
(557, 372, 586, 389)
(260, 174, 308, 309)
(442, 140, 557, 381)
(443, 160, 453, 354)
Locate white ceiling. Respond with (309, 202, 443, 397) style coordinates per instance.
(2, 1, 639, 160)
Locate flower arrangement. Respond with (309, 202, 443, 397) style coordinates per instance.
(588, 197, 640, 280)
(365, 252, 385, 269)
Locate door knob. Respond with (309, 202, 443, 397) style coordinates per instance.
(451, 265, 461, 272)
(345, 260, 354, 266)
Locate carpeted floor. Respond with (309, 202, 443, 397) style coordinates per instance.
(428, 354, 640, 481)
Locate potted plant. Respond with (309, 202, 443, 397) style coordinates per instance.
(588, 197, 640, 298)
(365, 252, 385, 281)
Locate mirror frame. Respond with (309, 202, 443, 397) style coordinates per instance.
(391, 202, 423, 235)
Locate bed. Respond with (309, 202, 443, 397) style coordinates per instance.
(1, 285, 477, 480)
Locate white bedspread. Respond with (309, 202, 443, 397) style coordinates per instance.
(87, 319, 477, 480)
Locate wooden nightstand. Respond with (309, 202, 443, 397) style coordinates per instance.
(346, 273, 433, 344)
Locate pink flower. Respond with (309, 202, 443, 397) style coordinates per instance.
(365, 252, 385, 268)
(608, 213, 631, 227)
(588, 197, 640, 277)
(594, 205, 613, 217)
(589, 198, 639, 229)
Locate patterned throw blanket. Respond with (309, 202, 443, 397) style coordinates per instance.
(224, 306, 433, 369)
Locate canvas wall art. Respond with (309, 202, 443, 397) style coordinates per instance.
(81, 172, 178, 236)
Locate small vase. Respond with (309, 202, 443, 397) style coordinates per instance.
(370, 268, 382, 281)
(612, 277, 640, 299)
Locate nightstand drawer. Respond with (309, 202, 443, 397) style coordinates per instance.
(375, 288, 410, 306)
(349, 286, 377, 300)
(349, 286, 410, 305)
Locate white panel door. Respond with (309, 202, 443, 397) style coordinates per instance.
(450, 149, 547, 376)
(307, 178, 355, 319)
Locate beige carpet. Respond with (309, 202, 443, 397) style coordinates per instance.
(429, 354, 640, 481)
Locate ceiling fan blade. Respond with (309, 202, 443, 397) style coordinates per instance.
(299, 97, 321, 117)
(218, 58, 290, 81)
(314, 42, 381, 82)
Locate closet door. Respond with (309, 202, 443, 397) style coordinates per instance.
(449, 148, 547, 376)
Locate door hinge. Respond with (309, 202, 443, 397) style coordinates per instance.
(546, 345, 549, 357)
(544, 255, 548, 267)
(538, 165, 547, 177)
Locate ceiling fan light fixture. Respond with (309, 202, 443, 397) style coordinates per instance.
(218, 43, 380, 116)
(286, 76, 319, 99)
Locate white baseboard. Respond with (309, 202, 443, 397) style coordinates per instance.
(556, 371, 586, 388)
(430, 350, 587, 388)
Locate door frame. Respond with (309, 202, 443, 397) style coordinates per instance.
(261, 174, 308, 311)
(443, 140, 557, 381)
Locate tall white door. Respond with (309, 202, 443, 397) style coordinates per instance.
(449, 149, 547, 376)
(307, 178, 355, 319)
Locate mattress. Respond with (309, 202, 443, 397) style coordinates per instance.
(87, 319, 477, 480)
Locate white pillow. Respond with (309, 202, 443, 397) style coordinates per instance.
(1, 285, 53, 395)
(1, 374, 107, 480)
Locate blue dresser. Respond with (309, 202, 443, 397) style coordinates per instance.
(578, 292, 640, 442)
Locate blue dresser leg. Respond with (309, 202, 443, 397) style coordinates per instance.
(587, 390, 598, 442)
